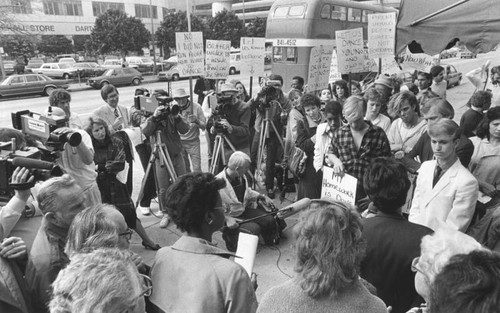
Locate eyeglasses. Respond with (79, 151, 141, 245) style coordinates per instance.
(411, 257, 425, 274)
(118, 228, 133, 240)
(107, 93, 119, 100)
(139, 274, 153, 297)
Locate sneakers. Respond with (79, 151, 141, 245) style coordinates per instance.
(139, 206, 151, 216)
(159, 215, 170, 228)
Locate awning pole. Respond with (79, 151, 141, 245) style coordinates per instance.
(410, 0, 469, 26)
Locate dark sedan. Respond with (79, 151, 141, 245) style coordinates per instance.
(0, 74, 69, 98)
(73, 62, 105, 78)
(87, 67, 143, 89)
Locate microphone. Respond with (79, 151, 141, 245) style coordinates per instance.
(278, 198, 311, 219)
(11, 157, 54, 170)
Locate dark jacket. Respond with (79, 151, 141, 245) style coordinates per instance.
(142, 114, 189, 157)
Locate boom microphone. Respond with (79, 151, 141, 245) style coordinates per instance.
(277, 198, 311, 219)
(11, 157, 54, 170)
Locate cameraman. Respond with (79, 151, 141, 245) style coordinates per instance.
(142, 96, 190, 228)
(250, 74, 292, 198)
(207, 83, 251, 167)
(47, 107, 101, 207)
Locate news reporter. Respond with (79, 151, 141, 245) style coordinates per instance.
(150, 172, 258, 313)
(258, 199, 387, 313)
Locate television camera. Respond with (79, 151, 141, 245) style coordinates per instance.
(134, 88, 180, 120)
(256, 80, 281, 111)
(210, 93, 235, 133)
(11, 109, 82, 156)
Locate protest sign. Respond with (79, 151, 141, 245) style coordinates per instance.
(400, 47, 440, 72)
(240, 37, 266, 76)
(368, 12, 396, 59)
(328, 49, 342, 83)
(308, 44, 334, 91)
(336, 28, 364, 73)
(321, 167, 357, 206)
(175, 32, 204, 77)
(205, 40, 230, 79)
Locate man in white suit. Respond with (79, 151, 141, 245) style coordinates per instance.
(92, 84, 130, 132)
(409, 118, 478, 232)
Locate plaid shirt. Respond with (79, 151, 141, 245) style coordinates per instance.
(329, 121, 391, 181)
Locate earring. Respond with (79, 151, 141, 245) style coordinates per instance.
(208, 219, 213, 225)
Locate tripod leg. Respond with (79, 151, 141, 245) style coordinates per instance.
(255, 119, 269, 185)
(135, 150, 156, 208)
(269, 121, 285, 150)
(158, 146, 178, 181)
(210, 136, 221, 174)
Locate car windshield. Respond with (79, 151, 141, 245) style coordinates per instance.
(162, 63, 176, 71)
(104, 69, 114, 76)
(59, 63, 72, 69)
(141, 58, 152, 63)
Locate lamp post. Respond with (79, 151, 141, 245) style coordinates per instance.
(149, 0, 157, 73)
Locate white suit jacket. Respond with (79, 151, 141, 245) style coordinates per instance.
(313, 122, 332, 172)
(92, 104, 130, 133)
(409, 159, 478, 232)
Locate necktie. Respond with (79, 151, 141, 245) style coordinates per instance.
(432, 164, 442, 187)
(114, 108, 119, 118)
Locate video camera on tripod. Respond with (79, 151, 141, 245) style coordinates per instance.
(256, 80, 282, 111)
(11, 109, 82, 155)
(134, 89, 180, 120)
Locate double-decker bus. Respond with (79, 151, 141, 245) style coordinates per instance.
(266, 0, 397, 88)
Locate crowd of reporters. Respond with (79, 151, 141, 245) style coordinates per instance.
(1, 59, 500, 313)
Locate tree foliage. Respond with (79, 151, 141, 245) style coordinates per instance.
(37, 35, 74, 56)
(245, 17, 267, 38)
(207, 10, 244, 48)
(156, 11, 206, 58)
(86, 9, 150, 60)
(0, 35, 35, 57)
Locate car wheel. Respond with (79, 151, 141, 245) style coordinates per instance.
(132, 78, 141, 86)
(44, 86, 56, 96)
(100, 81, 109, 88)
(229, 67, 236, 75)
(63, 73, 70, 79)
(172, 74, 180, 81)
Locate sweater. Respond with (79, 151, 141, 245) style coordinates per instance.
(257, 278, 387, 313)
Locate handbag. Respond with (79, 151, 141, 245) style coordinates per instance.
(287, 146, 307, 178)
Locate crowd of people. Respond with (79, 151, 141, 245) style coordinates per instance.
(1, 58, 500, 313)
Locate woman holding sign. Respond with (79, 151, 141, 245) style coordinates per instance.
(149, 172, 258, 313)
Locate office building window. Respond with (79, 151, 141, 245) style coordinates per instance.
(92, 1, 125, 16)
(135, 4, 157, 19)
(43, 0, 82, 16)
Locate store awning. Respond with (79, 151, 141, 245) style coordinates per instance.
(396, 0, 500, 55)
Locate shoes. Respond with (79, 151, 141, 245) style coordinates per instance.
(159, 215, 170, 228)
(142, 241, 161, 250)
(139, 206, 151, 216)
(267, 188, 275, 199)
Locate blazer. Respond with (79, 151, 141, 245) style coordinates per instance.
(409, 159, 478, 232)
(92, 104, 130, 132)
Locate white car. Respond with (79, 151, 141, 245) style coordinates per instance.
(37, 63, 77, 79)
(102, 59, 123, 69)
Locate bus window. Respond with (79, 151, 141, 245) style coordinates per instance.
(332, 6, 346, 20)
(274, 6, 289, 18)
(362, 10, 373, 23)
(289, 4, 306, 16)
(273, 47, 284, 62)
(286, 47, 297, 63)
(348, 8, 362, 22)
(320, 4, 330, 19)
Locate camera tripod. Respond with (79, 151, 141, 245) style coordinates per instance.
(135, 130, 177, 214)
(209, 132, 238, 174)
(255, 108, 285, 189)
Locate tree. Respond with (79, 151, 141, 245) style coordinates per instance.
(37, 35, 74, 56)
(207, 10, 244, 48)
(86, 9, 150, 60)
(245, 17, 267, 38)
(0, 35, 35, 57)
(155, 11, 207, 58)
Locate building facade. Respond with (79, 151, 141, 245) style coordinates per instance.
(0, 0, 171, 36)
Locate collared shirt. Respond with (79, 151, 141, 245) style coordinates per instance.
(25, 218, 70, 313)
(328, 121, 391, 181)
(150, 236, 258, 313)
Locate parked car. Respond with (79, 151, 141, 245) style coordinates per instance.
(126, 57, 154, 73)
(444, 64, 462, 88)
(229, 51, 241, 75)
(0, 74, 69, 97)
(58, 57, 76, 64)
(157, 62, 181, 81)
(87, 67, 143, 89)
(26, 59, 45, 72)
(72, 62, 105, 78)
(2, 61, 15, 75)
(37, 63, 77, 79)
(458, 49, 477, 59)
(102, 59, 123, 69)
